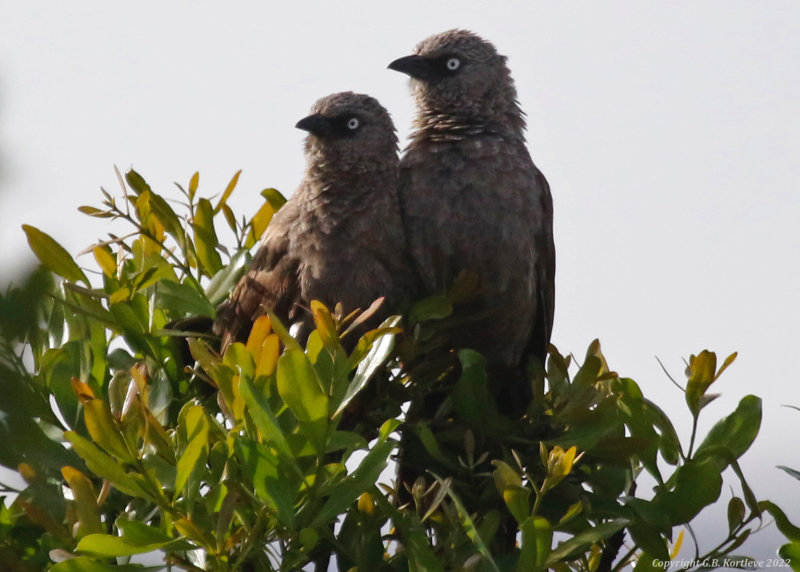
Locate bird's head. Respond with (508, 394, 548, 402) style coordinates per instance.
(296, 92, 398, 172)
(389, 29, 523, 131)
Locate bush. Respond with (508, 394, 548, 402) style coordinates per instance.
(0, 169, 797, 571)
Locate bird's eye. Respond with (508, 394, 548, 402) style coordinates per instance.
(347, 117, 360, 130)
(446, 57, 461, 71)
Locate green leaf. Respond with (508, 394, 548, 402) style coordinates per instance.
(125, 168, 151, 195)
(778, 465, 800, 482)
(214, 170, 241, 213)
(653, 457, 723, 524)
(373, 493, 445, 572)
(239, 375, 295, 463)
(22, 225, 89, 285)
(156, 279, 215, 317)
(760, 501, 800, 542)
(519, 517, 553, 572)
(65, 431, 153, 500)
(408, 294, 452, 324)
(453, 349, 492, 425)
(148, 192, 185, 244)
(629, 524, 669, 562)
(205, 249, 250, 305)
(76, 530, 179, 556)
(234, 439, 297, 529)
(334, 317, 400, 418)
(193, 198, 223, 276)
(779, 542, 800, 572)
(728, 497, 746, 533)
(175, 405, 210, 498)
(546, 519, 629, 564)
(84, 399, 133, 462)
(61, 466, 103, 536)
(314, 439, 395, 526)
(51, 557, 148, 572)
(433, 472, 499, 572)
(277, 349, 328, 427)
(695, 395, 761, 462)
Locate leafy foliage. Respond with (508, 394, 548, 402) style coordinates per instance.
(0, 168, 793, 571)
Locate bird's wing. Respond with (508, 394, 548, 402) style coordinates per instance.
(215, 202, 301, 350)
(526, 166, 556, 363)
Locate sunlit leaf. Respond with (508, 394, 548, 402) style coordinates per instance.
(193, 198, 223, 276)
(175, 405, 210, 498)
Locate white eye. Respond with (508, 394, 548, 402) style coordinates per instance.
(446, 57, 461, 71)
(347, 117, 360, 130)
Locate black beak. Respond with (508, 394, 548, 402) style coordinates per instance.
(388, 55, 435, 81)
(295, 114, 334, 137)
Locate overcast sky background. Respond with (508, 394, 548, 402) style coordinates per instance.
(2, 1, 798, 564)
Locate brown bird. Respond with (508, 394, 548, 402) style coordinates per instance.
(389, 29, 555, 404)
(214, 92, 414, 351)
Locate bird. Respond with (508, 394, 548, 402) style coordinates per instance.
(388, 29, 555, 407)
(213, 92, 414, 352)
(388, 31, 555, 555)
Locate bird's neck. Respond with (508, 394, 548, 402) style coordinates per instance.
(411, 104, 526, 145)
(302, 162, 397, 205)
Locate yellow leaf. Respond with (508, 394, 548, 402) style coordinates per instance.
(255, 334, 280, 378)
(71, 378, 96, 403)
(189, 171, 200, 198)
(250, 201, 275, 242)
(93, 246, 116, 278)
(670, 529, 684, 559)
(311, 300, 339, 349)
(246, 315, 272, 358)
(358, 492, 375, 516)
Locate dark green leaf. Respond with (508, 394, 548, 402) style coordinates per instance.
(778, 465, 800, 482)
(760, 501, 800, 542)
(408, 295, 452, 324)
(653, 457, 723, 524)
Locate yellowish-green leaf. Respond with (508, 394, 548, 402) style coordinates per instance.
(193, 198, 223, 276)
(175, 405, 210, 498)
(92, 246, 116, 278)
(277, 349, 328, 424)
(214, 169, 241, 213)
(188, 171, 199, 199)
(61, 466, 103, 536)
(23, 224, 89, 285)
(64, 432, 152, 500)
(492, 460, 522, 491)
(84, 399, 134, 462)
(519, 516, 553, 572)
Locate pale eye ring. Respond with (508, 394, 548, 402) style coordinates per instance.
(347, 117, 360, 130)
(446, 57, 461, 71)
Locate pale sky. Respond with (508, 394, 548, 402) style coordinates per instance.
(2, 1, 799, 563)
